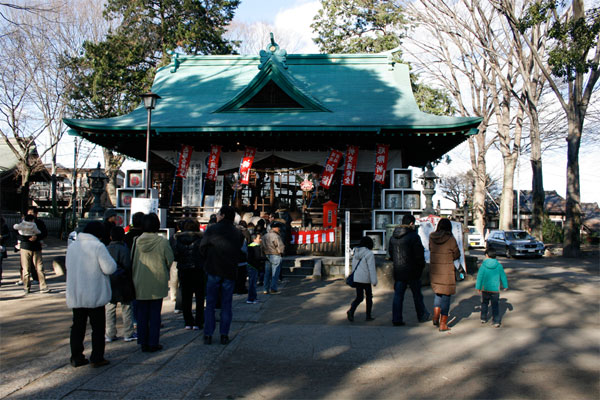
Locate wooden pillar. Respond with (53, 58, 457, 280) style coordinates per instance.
(269, 171, 275, 208)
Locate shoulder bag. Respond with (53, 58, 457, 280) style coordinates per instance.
(345, 257, 363, 288)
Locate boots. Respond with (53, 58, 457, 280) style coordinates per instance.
(439, 315, 451, 331)
(432, 307, 441, 327)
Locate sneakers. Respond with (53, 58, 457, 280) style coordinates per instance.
(15, 280, 23, 286)
(263, 290, 270, 295)
(365, 316, 375, 321)
(481, 319, 487, 324)
(493, 323, 501, 328)
(91, 359, 110, 368)
(40, 288, 51, 294)
(193, 326, 200, 331)
(124, 333, 138, 342)
(184, 326, 193, 330)
(270, 289, 280, 295)
(246, 300, 258, 304)
(105, 336, 119, 343)
(174, 309, 182, 314)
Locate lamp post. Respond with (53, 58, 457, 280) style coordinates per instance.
(139, 91, 161, 198)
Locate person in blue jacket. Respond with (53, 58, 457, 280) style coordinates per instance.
(476, 247, 509, 327)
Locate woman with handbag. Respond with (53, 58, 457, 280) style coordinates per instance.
(346, 236, 378, 322)
(429, 218, 461, 332)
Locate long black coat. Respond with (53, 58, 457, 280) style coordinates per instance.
(388, 225, 425, 282)
(173, 231, 203, 271)
(199, 220, 244, 281)
(106, 241, 135, 303)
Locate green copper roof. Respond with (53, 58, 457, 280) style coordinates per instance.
(64, 52, 481, 134)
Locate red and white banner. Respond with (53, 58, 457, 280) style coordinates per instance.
(206, 145, 222, 181)
(320, 149, 343, 189)
(342, 145, 359, 186)
(176, 144, 194, 178)
(373, 144, 389, 184)
(291, 229, 336, 245)
(239, 147, 257, 185)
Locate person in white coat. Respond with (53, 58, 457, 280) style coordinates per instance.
(347, 236, 378, 322)
(66, 221, 116, 368)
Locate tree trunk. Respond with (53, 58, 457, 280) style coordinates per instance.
(563, 113, 582, 257)
(473, 154, 487, 237)
(19, 169, 32, 213)
(499, 156, 517, 230)
(529, 112, 544, 240)
(102, 148, 125, 207)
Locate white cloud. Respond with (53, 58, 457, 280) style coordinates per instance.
(273, 1, 321, 53)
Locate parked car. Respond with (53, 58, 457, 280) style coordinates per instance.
(467, 226, 485, 248)
(486, 230, 544, 258)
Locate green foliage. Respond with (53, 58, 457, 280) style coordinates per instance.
(519, 1, 600, 81)
(311, 0, 406, 55)
(64, 0, 240, 119)
(311, 0, 454, 116)
(542, 214, 564, 243)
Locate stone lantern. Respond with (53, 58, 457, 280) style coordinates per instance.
(88, 163, 108, 219)
(419, 163, 439, 217)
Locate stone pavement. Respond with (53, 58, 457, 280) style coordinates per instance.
(0, 238, 599, 399)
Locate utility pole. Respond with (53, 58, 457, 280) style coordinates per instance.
(71, 138, 78, 226)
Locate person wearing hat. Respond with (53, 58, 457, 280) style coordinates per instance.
(102, 209, 118, 246)
(260, 221, 285, 294)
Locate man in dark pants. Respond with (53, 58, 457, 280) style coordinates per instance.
(389, 214, 430, 326)
(199, 206, 244, 345)
(19, 206, 49, 294)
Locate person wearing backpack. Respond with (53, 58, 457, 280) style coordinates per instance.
(105, 226, 136, 343)
(172, 219, 205, 330)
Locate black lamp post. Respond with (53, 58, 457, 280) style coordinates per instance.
(139, 91, 161, 197)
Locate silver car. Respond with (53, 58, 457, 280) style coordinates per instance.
(486, 230, 544, 258)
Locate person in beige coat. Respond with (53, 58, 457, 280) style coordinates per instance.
(429, 218, 460, 331)
(346, 236, 378, 322)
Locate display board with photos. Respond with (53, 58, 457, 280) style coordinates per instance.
(367, 168, 422, 254)
(125, 169, 145, 189)
(362, 230, 385, 253)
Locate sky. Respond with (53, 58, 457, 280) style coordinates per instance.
(70, 0, 597, 206)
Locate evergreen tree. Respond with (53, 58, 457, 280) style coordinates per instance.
(311, 0, 454, 115)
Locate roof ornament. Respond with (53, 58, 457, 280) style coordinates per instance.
(168, 50, 180, 73)
(259, 33, 287, 70)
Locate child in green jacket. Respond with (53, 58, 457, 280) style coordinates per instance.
(476, 247, 508, 327)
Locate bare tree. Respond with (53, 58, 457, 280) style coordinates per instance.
(404, 0, 527, 234)
(225, 20, 306, 55)
(495, 0, 600, 256)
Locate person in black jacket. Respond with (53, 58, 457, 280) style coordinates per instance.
(105, 226, 136, 342)
(124, 212, 145, 249)
(19, 207, 49, 294)
(172, 219, 205, 330)
(388, 214, 430, 326)
(102, 209, 118, 246)
(199, 206, 244, 345)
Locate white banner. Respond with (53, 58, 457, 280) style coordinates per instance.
(182, 161, 203, 207)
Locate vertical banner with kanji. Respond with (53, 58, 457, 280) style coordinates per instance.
(239, 147, 257, 185)
(342, 145, 359, 186)
(176, 144, 194, 178)
(320, 149, 343, 189)
(206, 145, 222, 181)
(373, 144, 389, 184)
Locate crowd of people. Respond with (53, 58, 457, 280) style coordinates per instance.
(4, 205, 509, 368)
(348, 215, 509, 332)
(64, 206, 288, 367)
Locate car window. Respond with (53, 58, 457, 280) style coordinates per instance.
(506, 231, 532, 240)
(469, 228, 479, 235)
